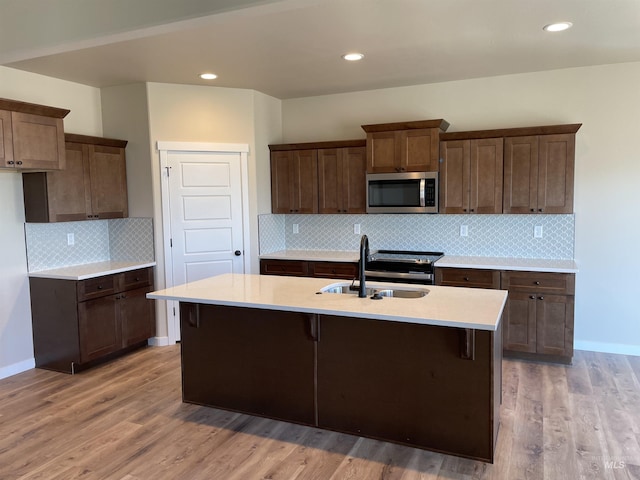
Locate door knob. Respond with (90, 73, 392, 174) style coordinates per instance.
(234, 250, 242, 256)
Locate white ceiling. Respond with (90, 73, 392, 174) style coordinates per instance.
(2, 0, 640, 99)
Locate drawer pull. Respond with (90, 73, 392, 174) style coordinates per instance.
(97, 285, 103, 290)
(530, 295, 535, 300)
(534, 281, 540, 285)
(135, 277, 140, 282)
(538, 296, 544, 300)
(463, 277, 470, 281)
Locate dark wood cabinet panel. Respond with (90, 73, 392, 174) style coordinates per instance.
(260, 259, 308, 276)
(436, 267, 501, 289)
(362, 119, 448, 173)
(22, 134, 128, 222)
(317, 314, 500, 462)
(504, 133, 575, 214)
(180, 303, 316, 425)
(439, 138, 502, 214)
(30, 267, 155, 373)
(261, 259, 358, 280)
(0, 97, 69, 170)
(270, 149, 318, 214)
(501, 271, 575, 363)
(318, 147, 366, 213)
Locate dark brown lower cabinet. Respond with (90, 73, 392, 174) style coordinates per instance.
(179, 303, 502, 462)
(260, 259, 358, 280)
(30, 267, 156, 373)
(180, 304, 316, 425)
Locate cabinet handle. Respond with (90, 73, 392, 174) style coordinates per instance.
(534, 281, 540, 285)
(16, 161, 23, 165)
(539, 208, 544, 212)
(7, 161, 15, 165)
(187, 304, 200, 328)
(463, 208, 467, 212)
(470, 209, 475, 212)
(97, 285, 103, 290)
(121, 294, 126, 299)
(460, 329, 475, 360)
(538, 296, 544, 300)
(308, 314, 319, 342)
(135, 277, 140, 281)
(529, 295, 536, 300)
(530, 208, 535, 212)
(463, 277, 470, 281)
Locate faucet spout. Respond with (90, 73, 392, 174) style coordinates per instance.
(358, 235, 369, 298)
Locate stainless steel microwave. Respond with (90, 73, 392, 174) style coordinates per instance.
(366, 171, 438, 213)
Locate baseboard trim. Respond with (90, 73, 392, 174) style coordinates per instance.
(575, 340, 640, 357)
(0, 357, 36, 380)
(148, 336, 172, 347)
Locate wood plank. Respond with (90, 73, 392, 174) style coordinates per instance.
(2, 347, 640, 479)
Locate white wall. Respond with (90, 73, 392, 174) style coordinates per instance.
(0, 66, 102, 378)
(281, 62, 640, 355)
(145, 82, 281, 338)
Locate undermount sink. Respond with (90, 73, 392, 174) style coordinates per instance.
(320, 283, 428, 299)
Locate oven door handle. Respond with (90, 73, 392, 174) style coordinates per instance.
(419, 178, 426, 207)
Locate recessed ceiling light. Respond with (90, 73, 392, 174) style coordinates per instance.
(342, 53, 364, 61)
(199, 73, 218, 80)
(543, 22, 573, 32)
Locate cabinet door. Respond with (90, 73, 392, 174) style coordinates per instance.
(180, 304, 317, 425)
(10, 112, 65, 170)
(0, 110, 14, 167)
(366, 131, 397, 173)
(470, 138, 503, 214)
(317, 314, 498, 462)
(317, 148, 343, 213)
(120, 286, 155, 347)
(270, 150, 294, 213)
(503, 136, 538, 214)
(400, 128, 440, 172)
(342, 146, 366, 213)
(88, 144, 128, 219)
(78, 295, 121, 363)
(41, 142, 91, 221)
(439, 140, 470, 213)
(537, 134, 574, 213)
(536, 294, 574, 357)
(502, 292, 537, 353)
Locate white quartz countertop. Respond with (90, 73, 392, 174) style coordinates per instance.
(147, 273, 507, 331)
(28, 261, 157, 280)
(260, 250, 359, 262)
(435, 255, 578, 273)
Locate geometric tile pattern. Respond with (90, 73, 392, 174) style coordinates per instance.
(109, 218, 155, 262)
(265, 213, 575, 260)
(24, 217, 155, 272)
(258, 214, 286, 254)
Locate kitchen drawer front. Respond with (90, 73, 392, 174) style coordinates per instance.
(501, 271, 575, 295)
(308, 261, 358, 280)
(260, 259, 308, 277)
(120, 267, 153, 292)
(436, 267, 501, 289)
(77, 274, 118, 301)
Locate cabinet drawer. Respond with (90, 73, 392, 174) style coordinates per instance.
(77, 275, 117, 301)
(436, 268, 501, 289)
(260, 259, 308, 276)
(121, 267, 153, 292)
(501, 271, 575, 295)
(308, 261, 358, 280)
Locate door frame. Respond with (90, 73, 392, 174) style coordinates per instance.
(157, 141, 251, 344)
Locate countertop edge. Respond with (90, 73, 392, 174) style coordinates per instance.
(29, 261, 157, 280)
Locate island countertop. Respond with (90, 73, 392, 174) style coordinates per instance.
(147, 273, 507, 331)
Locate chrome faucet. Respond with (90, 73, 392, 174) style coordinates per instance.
(358, 234, 369, 298)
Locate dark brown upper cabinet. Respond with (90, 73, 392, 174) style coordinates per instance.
(269, 139, 366, 214)
(22, 133, 128, 222)
(361, 119, 449, 173)
(0, 97, 69, 170)
(439, 137, 503, 214)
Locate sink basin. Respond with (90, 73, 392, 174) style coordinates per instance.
(320, 283, 428, 298)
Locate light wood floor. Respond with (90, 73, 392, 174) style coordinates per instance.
(1, 346, 639, 480)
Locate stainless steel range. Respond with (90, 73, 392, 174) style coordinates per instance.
(365, 250, 444, 285)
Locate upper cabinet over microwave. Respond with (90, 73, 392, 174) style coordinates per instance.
(361, 119, 449, 174)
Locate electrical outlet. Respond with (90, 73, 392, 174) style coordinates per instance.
(67, 233, 75, 245)
(460, 225, 468, 237)
(534, 225, 543, 238)
(354, 223, 361, 235)
(293, 224, 299, 234)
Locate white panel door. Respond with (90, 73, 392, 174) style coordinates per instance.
(168, 151, 244, 287)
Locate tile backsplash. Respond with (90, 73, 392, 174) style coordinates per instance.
(259, 213, 574, 260)
(25, 218, 154, 272)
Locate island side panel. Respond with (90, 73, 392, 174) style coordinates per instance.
(179, 303, 317, 426)
(317, 315, 498, 462)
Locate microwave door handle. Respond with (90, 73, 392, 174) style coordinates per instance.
(419, 178, 426, 207)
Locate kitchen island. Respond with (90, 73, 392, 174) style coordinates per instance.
(148, 273, 507, 462)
